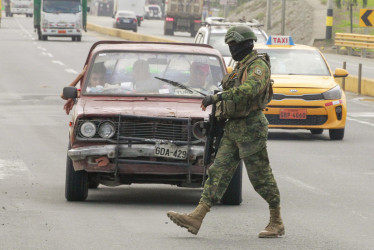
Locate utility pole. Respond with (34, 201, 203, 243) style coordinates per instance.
(281, 0, 285, 35)
(326, 0, 333, 39)
(266, 0, 272, 30)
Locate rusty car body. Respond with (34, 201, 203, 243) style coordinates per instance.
(63, 41, 237, 202)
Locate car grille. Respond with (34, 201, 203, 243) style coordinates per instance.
(272, 93, 324, 101)
(266, 114, 328, 125)
(76, 115, 196, 143)
(119, 118, 189, 141)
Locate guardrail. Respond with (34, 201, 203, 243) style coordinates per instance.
(335, 33, 374, 57)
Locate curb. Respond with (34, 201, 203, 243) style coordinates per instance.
(87, 22, 180, 43)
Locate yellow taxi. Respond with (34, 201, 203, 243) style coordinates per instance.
(253, 36, 348, 140)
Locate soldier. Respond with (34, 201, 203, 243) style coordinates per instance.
(166, 25, 285, 238)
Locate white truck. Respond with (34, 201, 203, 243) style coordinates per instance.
(33, 0, 88, 41)
(164, 0, 203, 37)
(9, 0, 34, 17)
(113, 0, 145, 26)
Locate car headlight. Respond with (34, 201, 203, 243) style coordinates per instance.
(192, 121, 206, 141)
(80, 121, 96, 138)
(98, 122, 115, 139)
(322, 85, 342, 100)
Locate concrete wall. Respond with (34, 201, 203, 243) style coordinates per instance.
(335, 75, 374, 97)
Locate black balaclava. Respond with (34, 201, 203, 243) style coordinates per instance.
(229, 40, 254, 62)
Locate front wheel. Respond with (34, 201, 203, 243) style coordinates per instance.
(220, 161, 243, 205)
(329, 128, 345, 140)
(65, 152, 88, 201)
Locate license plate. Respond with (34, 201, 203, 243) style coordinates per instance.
(280, 108, 307, 119)
(154, 143, 188, 160)
(58, 30, 66, 34)
(122, 19, 130, 23)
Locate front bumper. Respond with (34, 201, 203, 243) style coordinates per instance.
(68, 144, 204, 161)
(41, 28, 81, 37)
(265, 98, 347, 129)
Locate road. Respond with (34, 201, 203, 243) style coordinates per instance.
(0, 15, 374, 250)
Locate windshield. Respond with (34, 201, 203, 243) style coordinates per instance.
(257, 49, 330, 76)
(208, 29, 268, 57)
(83, 52, 224, 97)
(43, 0, 81, 13)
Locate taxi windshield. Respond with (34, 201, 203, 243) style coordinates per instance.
(257, 49, 330, 76)
(83, 52, 224, 97)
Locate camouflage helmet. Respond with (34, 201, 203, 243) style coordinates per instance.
(225, 26, 258, 44)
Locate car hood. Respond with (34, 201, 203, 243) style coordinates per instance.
(79, 98, 209, 119)
(272, 75, 337, 89)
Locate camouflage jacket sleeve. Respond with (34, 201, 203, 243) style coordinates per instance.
(220, 58, 270, 103)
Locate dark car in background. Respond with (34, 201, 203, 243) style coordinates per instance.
(113, 10, 137, 32)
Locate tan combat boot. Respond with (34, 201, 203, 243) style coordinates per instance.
(167, 202, 210, 235)
(258, 207, 285, 238)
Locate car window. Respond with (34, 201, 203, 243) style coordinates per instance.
(258, 49, 330, 76)
(83, 52, 224, 97)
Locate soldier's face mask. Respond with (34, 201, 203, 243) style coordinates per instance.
(229, 40, 254, 62)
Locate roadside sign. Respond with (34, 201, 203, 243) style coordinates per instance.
(360, 9, 374, 27)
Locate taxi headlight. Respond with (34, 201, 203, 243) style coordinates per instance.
(322, 85, 342, 100)
(80, 121, 96, 138)
(98, 122, 115, 139)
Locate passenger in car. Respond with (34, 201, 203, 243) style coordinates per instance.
(86, 62, 107, 93)
(175, 62, 218, 95)
(132, 59, 159, 93)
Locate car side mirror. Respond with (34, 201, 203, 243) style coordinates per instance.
(63, 87, 78, 99)
(333, 68, 349, 78)
(226, 66, 233, 74)
(87, 6, 90, 12)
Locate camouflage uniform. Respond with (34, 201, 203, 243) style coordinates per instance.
(200, 51, 281, 209)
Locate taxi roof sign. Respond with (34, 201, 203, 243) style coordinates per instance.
(266, 36, 295, 46)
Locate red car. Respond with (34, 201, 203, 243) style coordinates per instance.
(63, 41, 243, 204)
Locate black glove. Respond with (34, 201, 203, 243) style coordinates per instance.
(202, 94, 221, 107)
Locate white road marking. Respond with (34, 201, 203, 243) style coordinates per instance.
(47, 53, 53, 58)
(347, 117, 374, 127)
(37, 46, 47, 51)
(65, 69, 78, 74)
(280, 175, 330, 196)
(348, 112, 374, 118)
(0, 159, 34, 180)
(52, 60, 65, 66)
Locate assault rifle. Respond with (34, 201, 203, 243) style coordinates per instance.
(202, 91, 225, 185)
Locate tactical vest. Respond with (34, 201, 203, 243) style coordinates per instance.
(215, 51, 273, 119)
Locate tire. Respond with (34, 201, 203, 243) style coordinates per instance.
(310, 129, 323, 135)
(164, 29, 174, 36)
(221, 161, 243, 205)
(65, 151, 88, 201)
(76, 36, 81, 42)
(42, 35, 48, 41)
(71, 36, 76, 41)
(329, 128, 345, 140)
(133, 27, 137, 32)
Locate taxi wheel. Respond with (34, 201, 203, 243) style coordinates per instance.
(220, 161, 243, 205)
(65, 153, 88, 201)
(310, 129, 323, 135)
(329, 128, 345, 140)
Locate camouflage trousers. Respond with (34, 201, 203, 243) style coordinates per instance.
(200, 112, 280, 209)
